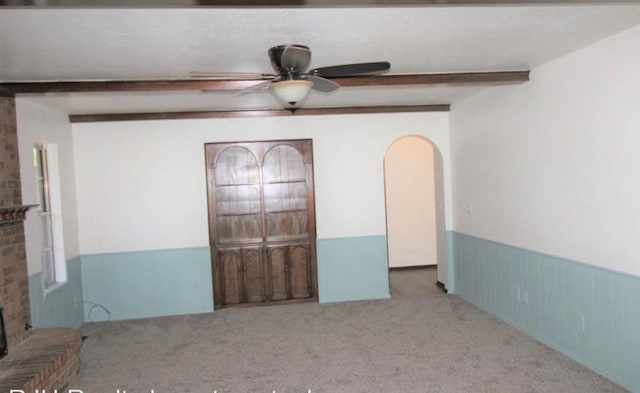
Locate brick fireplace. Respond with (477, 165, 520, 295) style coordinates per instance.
(0, 96, 31, 349)
(0, 96, 82, 391)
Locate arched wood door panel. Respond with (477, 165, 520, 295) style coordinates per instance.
(205, 140, 317, 308)
(214, 147, 262, 245)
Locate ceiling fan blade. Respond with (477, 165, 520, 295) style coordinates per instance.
(190, 71, 274, 79)
(304, 75, 341, 93)
(279, 45, 312, 73)
(232, 80, 273, 96)
(309, 62, 391, 78)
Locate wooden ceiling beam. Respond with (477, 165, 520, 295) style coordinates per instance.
(1, 79, 263, 94)
(1, 71, 529, 94)
(333, 71, 529, 87)
(69, 104, 450, 123)
(0, 0, 636, 7)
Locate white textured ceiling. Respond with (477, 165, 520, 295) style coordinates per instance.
(2, 5, 640, 113)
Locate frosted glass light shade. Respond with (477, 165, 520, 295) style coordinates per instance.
(270, 79, 313, 107)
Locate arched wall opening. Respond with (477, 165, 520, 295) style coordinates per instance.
(384, 135, 448, 291)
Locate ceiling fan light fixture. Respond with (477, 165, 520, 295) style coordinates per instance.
(270, 79, 313, 107)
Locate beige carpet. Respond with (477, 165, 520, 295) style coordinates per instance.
(74, 294, 626, 393)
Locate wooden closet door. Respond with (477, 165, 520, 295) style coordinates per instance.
(263, 144, 314, 301)
(205, 139, 317, 308)
(210, 146, 264, 306)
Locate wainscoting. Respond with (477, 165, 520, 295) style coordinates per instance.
(317, 235, 390, 303)
(76, 236, 392, 321)
(77, 238, 382, 318)
(28, 257, 84, 329)
(451, 231, 640, 393)
(80, 247, 213, 321)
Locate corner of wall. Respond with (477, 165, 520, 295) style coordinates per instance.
(29, 256, 84, 329)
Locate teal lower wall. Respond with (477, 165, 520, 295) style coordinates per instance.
(452, 231, 640, 393)
(446, 230, 455, 293)
(80, 247, 213, 321)
(31, 232, 639, 391)
(28, 256, 85, 328)
(74, 236, 391, 321)
(317, 235, 390, 303)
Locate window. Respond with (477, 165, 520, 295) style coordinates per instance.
(33, 143, 66, 288)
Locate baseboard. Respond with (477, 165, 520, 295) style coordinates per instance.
(389, 264, 437, 271)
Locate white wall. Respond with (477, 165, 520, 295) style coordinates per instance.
(451, 24, 640, 276)
(72, 112, 452, 255)
(16, 98, 80, 274)
(385, 136, 437, 268)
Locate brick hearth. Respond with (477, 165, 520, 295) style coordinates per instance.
(0, 328, 82, 392)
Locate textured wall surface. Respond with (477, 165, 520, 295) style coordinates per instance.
(451, 24, 640, 276)
(70, 113, 451, 317)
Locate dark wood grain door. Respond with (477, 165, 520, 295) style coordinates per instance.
(205, 140, 317, 308)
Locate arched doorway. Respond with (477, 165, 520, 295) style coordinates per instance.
(384, 135, 447, 296)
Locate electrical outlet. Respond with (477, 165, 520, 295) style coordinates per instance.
(581, 314, 586, 332)
(467, 204, 473, 215)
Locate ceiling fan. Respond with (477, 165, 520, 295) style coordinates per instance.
(193, 44, 391, 108)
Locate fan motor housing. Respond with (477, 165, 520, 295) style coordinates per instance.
(268, 44, 311, 77)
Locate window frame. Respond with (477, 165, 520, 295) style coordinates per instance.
(33, 143, 67, 290)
